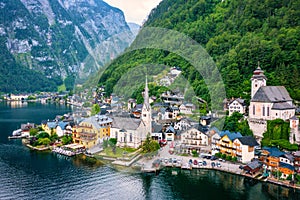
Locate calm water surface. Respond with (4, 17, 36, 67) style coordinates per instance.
(0, 101, 299, 200)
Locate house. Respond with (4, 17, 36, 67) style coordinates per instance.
(248, 66, 295, 139)
(110, 79, 152, 148)
(179, 103, 195, 115)
(228, 98, 246, 116)
(210, 128, 221, 155)
(218, 131, 242, 156)
(161, 91, 184, 106)
(42, 121, 57, 135)
(232, 136, 259, 163)
(151, 122, 163, 141)
(165, 125, 176, 141)
(72, 115, 112, 149)
(56, 121, 72, 137)
(21, 123, 35, 136)
(179, 125, 209, 155)
(293, 151, 300, 173)
(158, 106, 179, 120)
(243, 160, 263, 175)
(259, 147, 284, 171)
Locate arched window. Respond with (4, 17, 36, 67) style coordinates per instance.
(253, 105, 255, 115)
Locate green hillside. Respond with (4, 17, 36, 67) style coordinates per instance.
(98, 0, 300, 104)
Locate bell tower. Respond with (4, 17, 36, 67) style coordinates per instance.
(251, 63, 267, 98)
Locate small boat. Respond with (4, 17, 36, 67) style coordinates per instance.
(12, 129, 22, 136)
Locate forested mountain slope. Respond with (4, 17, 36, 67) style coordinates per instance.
(98, 0, 300, 103)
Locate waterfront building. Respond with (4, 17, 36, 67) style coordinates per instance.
(164, 125, 176, 141)
(259, 147, 295, 179)
(248, 66, 296, 140)
(179, 125, 208, 155)
(232, 136, 259, 163)
(72, 115, 112, 149)
(110, 79, 152, 148)
(42, 121, 58, 135)
(218, 131, 242, 156)
(210, 128, 221, 155)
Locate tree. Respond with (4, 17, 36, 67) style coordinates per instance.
(29, 128, 39, 136)
(141, 135, 160, 153)
(91, 104, 100, 116)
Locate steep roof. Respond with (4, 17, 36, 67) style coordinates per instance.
(251, 86, 292, 103)
(220, 130, 242, 141)
(237, 136, 259, 147)
(272, 102, 295, 110)
(111, 117, 141, 131)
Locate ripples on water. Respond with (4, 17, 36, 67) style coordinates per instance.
(1, 103, 300, 200)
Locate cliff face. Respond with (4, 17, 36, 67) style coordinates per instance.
(0, 0, 136, 92)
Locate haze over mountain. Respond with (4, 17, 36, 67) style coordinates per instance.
(0, 0, 137, 92)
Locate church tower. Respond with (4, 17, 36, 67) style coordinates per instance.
(141, 77, 152, 135)
(251, 64, 267, 98)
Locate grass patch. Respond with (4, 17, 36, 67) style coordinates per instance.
(58, 84, 66, 92)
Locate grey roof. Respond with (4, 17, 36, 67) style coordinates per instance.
(251, 86, 292, 102)
(229, 98, 246, 106)
(152, 123, 163, 133)
(272, 102, 295, 110)
(237, 136, 259, 147)
(246, 160, 262, 170)
(111, 117, 142, 130)
(81, 115, 113, 129)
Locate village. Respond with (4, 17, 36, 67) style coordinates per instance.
(6, 66, 300, 189)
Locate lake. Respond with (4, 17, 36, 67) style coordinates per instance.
(0, 101, 299, 200)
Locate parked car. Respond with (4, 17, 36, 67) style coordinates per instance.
(203, 161, 207, 166)
(193, 159, 198, 165)
(239, 165, 244, 170)
(198, 160, 203, 166)
(210, 156, 217, 160)
(216, 162, 221, 168)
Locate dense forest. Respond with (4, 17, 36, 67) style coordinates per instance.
(98, 0, 300, 105)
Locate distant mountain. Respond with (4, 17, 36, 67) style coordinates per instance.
(98, 0, 300, 102)
(0, 0, 136, 92)
(127, 22, 141, 36)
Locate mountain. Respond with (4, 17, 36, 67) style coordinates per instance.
(98, 0, 300, 103)
(0, 0, 136, 92)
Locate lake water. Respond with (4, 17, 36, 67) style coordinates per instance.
(0, 101, 299, 200)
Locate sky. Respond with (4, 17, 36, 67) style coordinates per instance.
(103, 0, 162, 25)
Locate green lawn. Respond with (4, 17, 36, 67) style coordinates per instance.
(102, 147, 138, 158)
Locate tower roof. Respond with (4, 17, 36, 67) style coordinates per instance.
(251, 65, 267, 80)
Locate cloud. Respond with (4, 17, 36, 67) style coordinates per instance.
(103, 0, 162, 25)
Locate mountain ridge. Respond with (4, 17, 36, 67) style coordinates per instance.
(0, 0, 136, 92)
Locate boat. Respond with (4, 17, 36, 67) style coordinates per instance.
(12, 129, 22, 136)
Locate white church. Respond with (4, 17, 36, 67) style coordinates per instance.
(248, 66, 300, 143)
(110, 79, 152, 148)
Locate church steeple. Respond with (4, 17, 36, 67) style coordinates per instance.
(251, 62, 267, 98)
(142, 76, 152, 135)
(143, 76, 150, 111)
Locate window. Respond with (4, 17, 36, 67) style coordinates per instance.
(267, 107, 270, 116)
(263, 106, 265, 116)
(130, 133, 132, 142)
(253, 105, 255, 115)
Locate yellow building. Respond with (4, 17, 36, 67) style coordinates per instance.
(217, 131, 242, 156)
(73, 115, 112, 149)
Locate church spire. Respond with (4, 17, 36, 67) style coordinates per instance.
(143, 76, 150, 111)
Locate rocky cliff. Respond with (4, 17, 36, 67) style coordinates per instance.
(0, 0, 136, 92)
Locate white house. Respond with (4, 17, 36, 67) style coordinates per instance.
(233, 136, 259, 164)
(228, 98, 246, 116)
(180, 125, 208, 154)
(179, 103, 196, 115)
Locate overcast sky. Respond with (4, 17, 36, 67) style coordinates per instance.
(103, 0, 162, 25)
